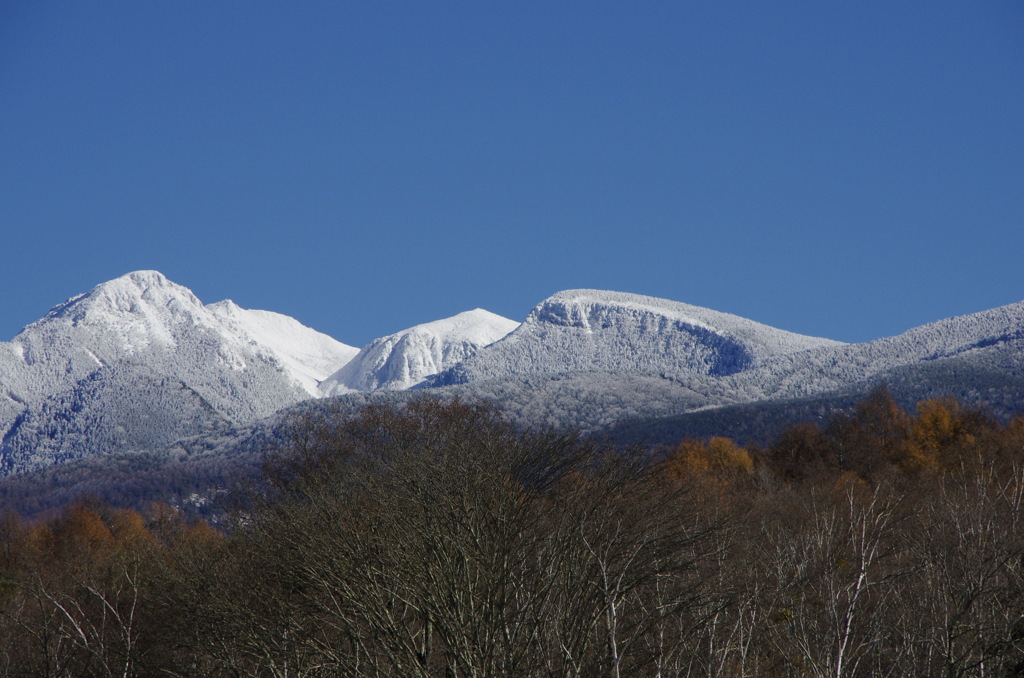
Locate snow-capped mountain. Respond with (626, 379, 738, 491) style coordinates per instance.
(429, 290, 843, 386)
(320, 309, 519, 393)
(2, 270, 355, 399)
(0, 271, 357, 462)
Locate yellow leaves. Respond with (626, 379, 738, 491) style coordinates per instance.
(708, 437, 755, 474)
(176, 520, 225, 552)
(904, 398, 980, 473)
(109, 508, 159, 552)
(664, 436, 754, 488)
(913, 399, 967, 451)
(53, 503, 115, 559)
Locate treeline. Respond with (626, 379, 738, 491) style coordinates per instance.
(1, 393, 1023, 676)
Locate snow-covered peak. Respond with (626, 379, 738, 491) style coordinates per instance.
(42, 271, 203, 321)
(320, 309, 519, 394)
(400, 309, 520, 344)
(2, 271, 356, 411)
(16, 271, 213, 353)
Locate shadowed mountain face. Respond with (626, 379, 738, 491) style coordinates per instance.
(0, 364, 231, 476)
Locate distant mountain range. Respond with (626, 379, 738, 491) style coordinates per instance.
(1, 271, 1022, 507)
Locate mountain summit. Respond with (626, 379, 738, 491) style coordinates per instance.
(4, 271, 356, 402)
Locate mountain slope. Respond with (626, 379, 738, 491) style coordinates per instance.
(207, 299, 359, 396)
(320, 309, 519, 393)
(1, 274, 1021, 488)
(730, 298, 1024, 401)
(0, 364, 232, 476)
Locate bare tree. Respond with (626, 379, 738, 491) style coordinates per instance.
(900, 461, 1024, 677)
(763, 482, 908, 678)
(220, 399, 726, 677)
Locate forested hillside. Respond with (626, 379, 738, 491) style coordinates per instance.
(1, 394, 1022, 677)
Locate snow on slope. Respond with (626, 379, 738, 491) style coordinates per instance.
(320, 309, 519, 393)
(208, 300, 358, 395)
(732, 298, 1024, 401)
(3, 271, 1020, 481)
(428, 290, 843, 386)
(0, 364, 232, 476)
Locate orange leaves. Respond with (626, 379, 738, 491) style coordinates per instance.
(664, 436, 754, 490)
(759, 391, 1010, 483)
(903, 398, 993, 473)
(61, 503, 115, 546)
(175, 520, 225, 551)
(0, 500, 223, 587)
(707, 436, 755, 474)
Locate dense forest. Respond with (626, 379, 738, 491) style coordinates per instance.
(1, 392, 1022, 677)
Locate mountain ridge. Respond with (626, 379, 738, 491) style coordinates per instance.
(428, 289, 843, 386)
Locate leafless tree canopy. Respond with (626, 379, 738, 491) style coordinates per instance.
(1, 392, 1023, 677)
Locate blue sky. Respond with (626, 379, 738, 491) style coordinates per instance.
(1, 1, 1021, 347)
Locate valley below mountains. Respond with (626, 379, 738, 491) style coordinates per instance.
(1, 271, 1022, 513)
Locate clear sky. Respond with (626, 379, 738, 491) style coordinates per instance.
(1, 1, 1022, 347)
